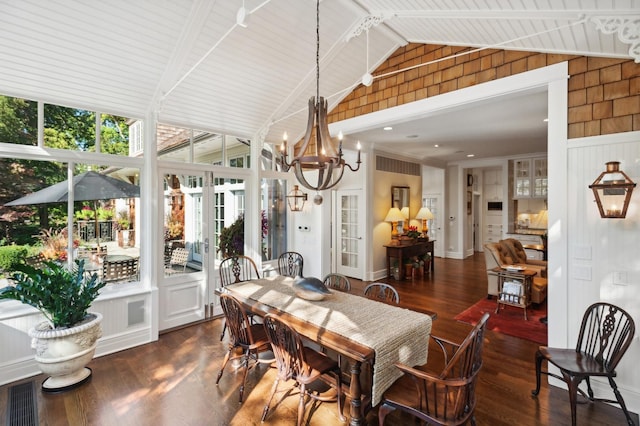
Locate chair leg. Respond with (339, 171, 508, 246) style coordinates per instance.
(220, 321, 227, 341)
(378, 401, 396, 425)
(608, 377, 636, 426)
(238, 349, 251, 403)
(565, 373, 581, 426)
(261, 377, 281, 422)
(297, 383, 307, 426)
(531, 350, 543, 396)
(216, 349, 232, 385)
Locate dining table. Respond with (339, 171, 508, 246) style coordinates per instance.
(216, 275, 433, 426)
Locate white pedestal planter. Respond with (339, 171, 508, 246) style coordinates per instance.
(28, 312, 102, 392)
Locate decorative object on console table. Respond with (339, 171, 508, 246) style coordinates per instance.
(400, 206, 410, 233)
(415, 207, 434, 239)
(385, 207, 405, 245)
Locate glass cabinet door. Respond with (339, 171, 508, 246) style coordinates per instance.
(514, 159, 531, 197)
(532, 158, 548, 198)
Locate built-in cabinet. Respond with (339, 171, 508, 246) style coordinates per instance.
(483, 169, 502, 200)
(513, 157, 547, 198)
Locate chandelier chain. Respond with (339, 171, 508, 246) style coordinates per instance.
(316, 0, 320, 103)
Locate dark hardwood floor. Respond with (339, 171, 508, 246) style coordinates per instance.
(1, 253, 635, 425)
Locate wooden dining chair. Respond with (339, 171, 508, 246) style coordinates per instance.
(364, 283, 399, 304)
(532, 302, 636, 426)
(277, 251, 304, 277)
(219, 255, 260, 340)
(261, 313, 345, 425)
(215, 294, 272, 404)
(323, 273, 351, 292)
(378, 312, 490, 426)
(219, 255, 260, 285)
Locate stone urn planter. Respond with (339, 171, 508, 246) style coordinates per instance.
(0, 259, 106, 392)
(29, 312, 102, 392)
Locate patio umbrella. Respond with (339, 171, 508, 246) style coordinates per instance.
(5, 171, 140, 248)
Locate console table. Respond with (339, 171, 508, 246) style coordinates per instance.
(385, 240, 435, 280)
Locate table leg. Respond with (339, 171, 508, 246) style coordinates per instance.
(386, 254, 391, 279)
(430, 246, 435, 273)
(348, 361, 363, 426)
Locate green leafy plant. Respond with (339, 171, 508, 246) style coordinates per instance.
(0, 260, 106, 328)
(116, 209, 131, 230)
(406, 226, 420, 239)
(218, 215, 244, 258)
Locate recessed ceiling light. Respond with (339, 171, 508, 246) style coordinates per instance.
(467, 154, 475, 158)
(434, 144, 439, 148)
(383, 126, 393, 131)
(407, 134, 418, 138)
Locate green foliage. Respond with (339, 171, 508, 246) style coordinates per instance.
(6, 224, 40, 246)
(116, 210, 130, 230)
(217, 215, 244, 258)
(0, 96, 131, 244)
(0, 260, 106, 328)
(0, 245, 30, 271)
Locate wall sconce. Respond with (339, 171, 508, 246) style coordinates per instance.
(286, 185, 308, 212)
(415, 207, 434, 235)
(385, 207, 405, 238)
(589, 161, 636, 219)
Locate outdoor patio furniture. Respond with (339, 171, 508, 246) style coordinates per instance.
(102, 257, 139, 283)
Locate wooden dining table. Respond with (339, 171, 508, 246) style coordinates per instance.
(216, 275, 433, 426)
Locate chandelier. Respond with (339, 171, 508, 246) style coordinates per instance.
(280, 0, 361, 194)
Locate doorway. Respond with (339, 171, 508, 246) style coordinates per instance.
(158, 168, 248, 331)
(335, 189, 364, 280)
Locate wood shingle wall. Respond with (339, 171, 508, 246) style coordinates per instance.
(328, 43, 640, 139)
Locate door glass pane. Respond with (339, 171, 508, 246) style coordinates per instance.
(260, 178, 287, 261)
(214, 177, 246, 261)
(163, 173, 202, 277)
(424, 197, 438, 240)
(340, 194, 358, 268)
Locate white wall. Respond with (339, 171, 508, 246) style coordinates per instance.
(561, 132, 640, 410)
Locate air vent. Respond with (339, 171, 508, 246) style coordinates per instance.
(7, 381, 38, 426)
(128, 300, 145, 326)
(376, 155, 420, 176)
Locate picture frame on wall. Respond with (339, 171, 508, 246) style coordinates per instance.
(467, 191, 472, 215)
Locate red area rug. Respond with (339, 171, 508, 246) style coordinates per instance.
(454, 298, 547, 345)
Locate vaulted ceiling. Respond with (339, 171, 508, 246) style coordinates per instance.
(0, 0, 637, 163)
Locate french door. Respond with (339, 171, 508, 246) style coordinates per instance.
(335, 189, 364, 279)
(158, 169, 211, 331)
(158, 167, 248, 331)
(423, 195, 444, 258)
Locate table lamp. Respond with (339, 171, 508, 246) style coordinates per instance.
(385, 207, 405, 238)
(400, 207, 410, 233)
(415, 207, 434, 235)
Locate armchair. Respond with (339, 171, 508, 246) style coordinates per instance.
(484, 238, 547, 302)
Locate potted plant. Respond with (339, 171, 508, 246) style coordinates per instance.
(218, 215, 244, 258)
(116, 209, 134, 247)
(0, 259, 106, 392)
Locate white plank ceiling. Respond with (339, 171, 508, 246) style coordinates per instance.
(0, 0, 637, 162)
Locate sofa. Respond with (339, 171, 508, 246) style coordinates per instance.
(483, 238, 547, 303)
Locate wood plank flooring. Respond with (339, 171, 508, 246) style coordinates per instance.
(0, 252, 636, 425)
